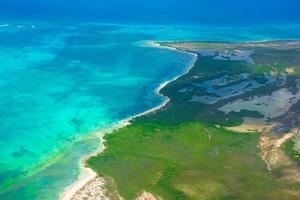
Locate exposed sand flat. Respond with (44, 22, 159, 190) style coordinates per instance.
(220, 83, 300, 134)
(225, 117, 271, 133)
(136, 192, 161, 200)
(219, 87, 300, 119)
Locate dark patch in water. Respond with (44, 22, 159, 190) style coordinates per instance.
(71, 117, 85, 132)
(11, 147, 30, 157)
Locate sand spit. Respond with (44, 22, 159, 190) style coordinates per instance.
(60, 42, 198, 200)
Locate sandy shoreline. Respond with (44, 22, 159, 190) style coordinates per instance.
(60, 122, 130, 200)
(60, 41, 198, 200)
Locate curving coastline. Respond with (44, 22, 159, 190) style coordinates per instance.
(60, 41, 198, 200)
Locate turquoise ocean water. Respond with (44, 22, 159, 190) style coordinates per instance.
(0, 21, 300, 199)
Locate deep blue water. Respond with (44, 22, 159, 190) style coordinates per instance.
(0, 1, 300, 200)
(0, 0, 300, 25)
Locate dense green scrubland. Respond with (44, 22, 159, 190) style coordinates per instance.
(88, 122, 300, 199)
(283, 139, 300, 163)
(88, 41, 300, 199)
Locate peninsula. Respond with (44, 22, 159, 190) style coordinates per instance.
(83, 41, 300, 199)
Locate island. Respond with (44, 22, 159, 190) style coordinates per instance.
(76, 41, 300, 199)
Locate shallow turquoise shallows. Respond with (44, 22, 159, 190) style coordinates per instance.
(1, 21, 300, 199)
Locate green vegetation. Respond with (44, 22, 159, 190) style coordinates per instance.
(87, 41, 300, 199)
(283, 139, 300, 163)
(88, 122, 300, 199)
